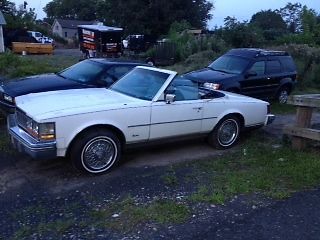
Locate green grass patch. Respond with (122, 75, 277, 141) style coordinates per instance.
(270, 102, 297, 114)
(162, 167, 178, 186)
(0, 52, 78, 79)
(89, 197, 190, 232)
(187, 132, 320, 203)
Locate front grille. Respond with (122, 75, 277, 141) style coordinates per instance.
(16, 109, 30, 132)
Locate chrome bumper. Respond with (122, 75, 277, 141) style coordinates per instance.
(265, 114, 275, 125)
(9, 125, 57, 160)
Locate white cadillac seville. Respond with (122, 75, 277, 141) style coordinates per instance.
(8, 66, 275, 174)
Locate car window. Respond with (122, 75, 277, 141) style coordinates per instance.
(280, 56, 296, 72)
(100, 66, 134, 86)
(167, 77, 199, 101)
(111, 68, 169, 101)
(266, 60, 281, 74)
(249, 61, 265, 76)
(208, 55, 250, 74)
(58, 60, 106, 83)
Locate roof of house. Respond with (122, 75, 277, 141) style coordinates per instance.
(0, 11, 7, 25)
(55, 19, 95, 29)
(78, 25, 123, 32)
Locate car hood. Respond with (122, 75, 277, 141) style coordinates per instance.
(184, 68, 236, 83)
(15, 88, 147, 121)
(0, 73, 89, 97)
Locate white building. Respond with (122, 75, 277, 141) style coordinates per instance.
(0, 11, 7, 53)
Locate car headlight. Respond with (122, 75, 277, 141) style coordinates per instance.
(26, 119, 55, 141)
(204, 82, 221, 90)
(4, 94, 14, 103)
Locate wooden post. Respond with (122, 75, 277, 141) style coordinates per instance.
(284, 95, 320, 150)
(292, 106, 313, 150)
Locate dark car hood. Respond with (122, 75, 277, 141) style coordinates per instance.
(1, 73, 91, 97)
(183, 68, 236, 83)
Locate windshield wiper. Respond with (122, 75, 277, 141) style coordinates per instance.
(56, 72, 67, 79)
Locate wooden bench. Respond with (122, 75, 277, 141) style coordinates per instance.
(283, 94, 320, 150)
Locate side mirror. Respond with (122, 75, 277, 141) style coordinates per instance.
(245, 70, 257, 78)
(165, 94, 176, 104)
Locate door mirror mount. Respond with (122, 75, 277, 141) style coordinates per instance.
(245, 70, 258, 78)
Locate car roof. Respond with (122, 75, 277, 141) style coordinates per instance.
(89, 58, 148, 66)
(227, 48, 289, 59)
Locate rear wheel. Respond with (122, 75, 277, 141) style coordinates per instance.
(208, 116, 241, 149)
(70, 129, 121, 174)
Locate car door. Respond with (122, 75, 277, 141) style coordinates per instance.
(240, 60, 269, 98)
(264, 59, 283, 96)
(150, 77, 204, 140)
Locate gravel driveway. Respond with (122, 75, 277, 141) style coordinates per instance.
(0, 113, 319, 239)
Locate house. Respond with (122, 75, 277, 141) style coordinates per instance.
(0, 11, 6, 53)
(52, 19, 99, 41)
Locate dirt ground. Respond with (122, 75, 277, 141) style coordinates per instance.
(0, 113, 319, 239)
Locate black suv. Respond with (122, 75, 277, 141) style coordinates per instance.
(0, 59, 148, 115)
(184, 48, 297, 103)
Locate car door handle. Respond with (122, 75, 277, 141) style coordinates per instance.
(193, 107, 203, 110)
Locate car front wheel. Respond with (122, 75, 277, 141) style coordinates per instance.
(70, 129, 121, 174)
(208, 116, 240, 149)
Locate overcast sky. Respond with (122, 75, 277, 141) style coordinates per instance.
(12, 0, 320, 28)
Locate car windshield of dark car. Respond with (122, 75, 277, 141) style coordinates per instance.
(208, 55, 249, 74)
(110, 68, 169, 101)
(58, 60, 106, 83)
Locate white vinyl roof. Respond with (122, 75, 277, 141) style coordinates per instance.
(78, 25, 123, 32)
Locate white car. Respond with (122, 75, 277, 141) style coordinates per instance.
(8, 67, 275, 174)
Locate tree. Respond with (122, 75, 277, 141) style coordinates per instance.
(0, 0, 15, 14)
(278, 2, 303, 33)
(0, 0, 36, 29)
(44, 0, 100, 22)
(44, 0, 214, 37)
(250, 10, 286, 31)
(250, 10, 287, 41)
(222, 16, 265, 48)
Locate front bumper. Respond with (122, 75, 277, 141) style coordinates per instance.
(9, 125, 57, 160)
(265, 114, 275, 125)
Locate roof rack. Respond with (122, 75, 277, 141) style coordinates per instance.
(227, 48, 289, 58)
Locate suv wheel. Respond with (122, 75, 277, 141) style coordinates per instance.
(277, 87, 289, 104)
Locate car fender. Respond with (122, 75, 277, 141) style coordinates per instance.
(56, 118, 127, 157)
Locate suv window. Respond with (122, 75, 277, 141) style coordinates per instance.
(209, 55, 249, 74)
(266, 60, 281, 74)
(279, 56, 296, 72)
(249, 61, 265, 76)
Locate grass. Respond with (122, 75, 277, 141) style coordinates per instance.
(270, 102, 297, 114)
(187, 132, 320, 203)
(0, 52, 78, 79)
(162, 167, 179, 186)
(0, 130, 12, 153)
(89, 197, 190, 232)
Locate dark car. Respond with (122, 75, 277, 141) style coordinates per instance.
(0, 59, 148, 115)
(183, 48, 297, 103)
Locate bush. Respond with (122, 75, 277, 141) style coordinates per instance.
(272, 44, 320, 89)
(0, 52, 61, 78)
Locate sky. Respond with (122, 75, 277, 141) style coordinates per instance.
(12, 0, 320, 29)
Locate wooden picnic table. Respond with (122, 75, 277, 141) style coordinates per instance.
(283, 94, 320, 150)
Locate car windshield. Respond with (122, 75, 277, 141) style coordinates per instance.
(208, 55, 250, 74)
(58, 60, 106, 83)
(110, 68, 169, 101)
